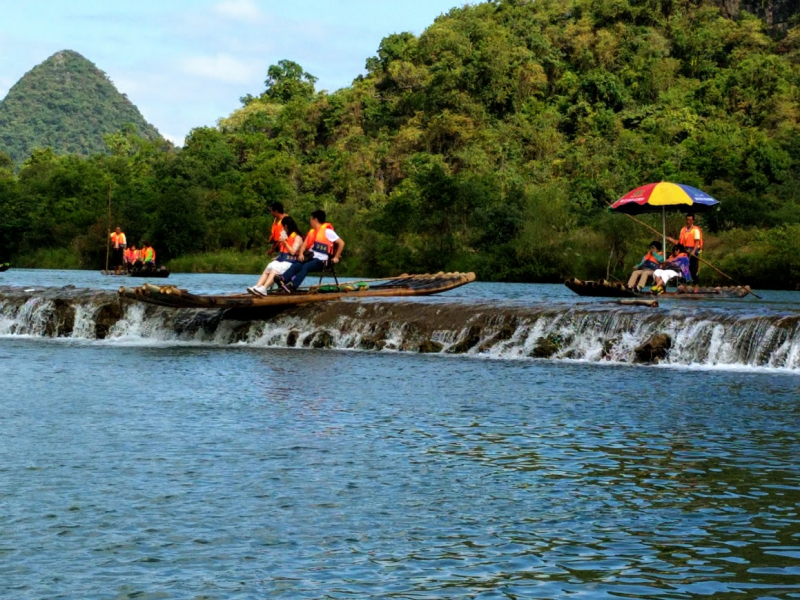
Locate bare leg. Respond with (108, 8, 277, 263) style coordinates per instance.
(263, 271, 277, 289)
(254, 266, 271, 287)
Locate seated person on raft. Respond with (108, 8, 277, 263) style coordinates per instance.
(627, 240, 664, 291)
(651, 244, 691, 294)
(277, 210, 344, 292)
(124, 244, 139, 272)
(131, 242, 157, 272)
(248, 216, 303, 296)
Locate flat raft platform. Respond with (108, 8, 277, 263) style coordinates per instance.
(566, 278, 752, 299)
(119, 271, 476, 309)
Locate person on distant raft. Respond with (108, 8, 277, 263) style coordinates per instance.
(651, 244, 691, 294)
(109, 226, 126, 275)
(277, 210, 344, 292)
(124, 244, 138, 273)
(627, 240, 664, 291)
(269, 202, 289, 254)
(679, 213, 703, 292)
(140, 241, 156, 270)
(247, 216, 303, 296)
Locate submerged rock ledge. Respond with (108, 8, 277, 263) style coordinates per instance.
(1, 286, 799, 370)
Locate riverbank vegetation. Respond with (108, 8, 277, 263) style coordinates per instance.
(1, 0, 799, 287)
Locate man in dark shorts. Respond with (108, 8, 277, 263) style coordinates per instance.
(110, 226, 127, 275)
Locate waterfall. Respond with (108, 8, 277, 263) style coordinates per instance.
(1, 286, 798, 371)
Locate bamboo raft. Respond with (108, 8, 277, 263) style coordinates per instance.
(566, 278, 752, 299)
(0, 264, 9, 272)
(119, 272, 476, 309)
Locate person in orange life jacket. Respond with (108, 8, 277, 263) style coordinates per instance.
(247, 216, 303, 296)
(651, 244, 692, 293)
(278, 209, 344, 292)
(627, 240, 664, 291)
(124, 244, 138, 273)
(269, 201, 289, 254)
(139, 241, 156, 270)
(109, 226, 126, 275)
(679, 213, 703, 291)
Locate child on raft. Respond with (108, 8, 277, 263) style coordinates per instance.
(651, 244, 692, 294)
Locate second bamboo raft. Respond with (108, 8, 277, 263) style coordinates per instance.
(566, 278, 752, 299)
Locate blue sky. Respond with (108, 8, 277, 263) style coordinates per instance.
(1, 0, 465, 143)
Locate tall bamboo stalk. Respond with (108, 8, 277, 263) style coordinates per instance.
(104, 183, 112, 272)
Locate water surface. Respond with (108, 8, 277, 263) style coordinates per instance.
(1, 270, 799, 598)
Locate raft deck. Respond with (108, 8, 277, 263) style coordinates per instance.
(565, 278, 752, 299)
(119, 272, 476, 309)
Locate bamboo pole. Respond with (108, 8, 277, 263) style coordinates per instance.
(104, 183, 112, 273)
(618, 210, 762, 300)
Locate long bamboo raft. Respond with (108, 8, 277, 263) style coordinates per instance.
(566, 278, 752, 299)
(119, 272, 476, 309)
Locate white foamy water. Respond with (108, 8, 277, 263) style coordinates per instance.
(1, 272, 800, 373)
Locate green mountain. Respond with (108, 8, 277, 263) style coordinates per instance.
(0, 50, 161, 164)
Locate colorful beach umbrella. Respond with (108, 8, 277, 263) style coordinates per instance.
(610, 182, 720, 250)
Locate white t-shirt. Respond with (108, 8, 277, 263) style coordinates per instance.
(312, 229, 340, 261)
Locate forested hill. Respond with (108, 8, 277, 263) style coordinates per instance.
(1, 0, 800, 288)
(0, 50, 161, 163)
(714, 0, 798, 29)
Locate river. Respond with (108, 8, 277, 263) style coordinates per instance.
(1, 269, 799, 598)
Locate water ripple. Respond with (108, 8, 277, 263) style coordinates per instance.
(0, 341, 798, 597)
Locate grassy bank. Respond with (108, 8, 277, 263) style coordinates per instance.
(8, 226, 799, 291)
(165, 250, 266, 274)
(14, 248, 82, 270)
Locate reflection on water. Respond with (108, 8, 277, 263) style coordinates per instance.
(1, 340, 798, 598)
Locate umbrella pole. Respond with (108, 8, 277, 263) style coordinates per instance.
(662, 207, 666, 257)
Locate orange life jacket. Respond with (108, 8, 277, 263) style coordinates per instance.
(307, 223, 335, 257)
(679, 225, 703, 249)
(271, 216, 285, 243)
(641, 251, 662, 269)
(142, 247, 155, 262)
(280, 232, 299, 255)
(110, 232, 126, 248)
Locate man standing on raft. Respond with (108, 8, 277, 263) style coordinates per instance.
(278, 210, 344, 292)
(109, 226, 126, 276)
(269, 202, 289, 254)
(679, 214, 703, 292)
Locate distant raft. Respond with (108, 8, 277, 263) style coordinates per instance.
(565, 278, 752, 299)
(0, 263, 9, 272)
(119, 272, 476, 310)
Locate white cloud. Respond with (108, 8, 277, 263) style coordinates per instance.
(161, 132, 185, 146)
(213, 0, 264, 22)
(181, 54, 257, 84)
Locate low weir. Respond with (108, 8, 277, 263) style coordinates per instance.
(1, 286, 799, 371)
